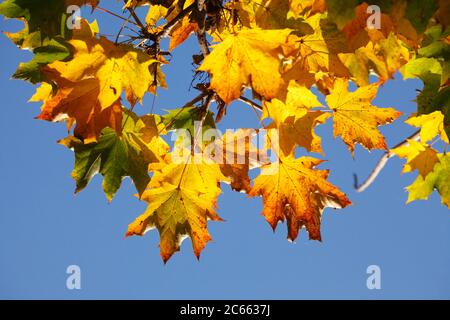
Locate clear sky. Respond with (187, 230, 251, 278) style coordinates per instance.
(1, 3, 450, 299)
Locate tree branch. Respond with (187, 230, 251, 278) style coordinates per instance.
(354, 130, 421, 192)
(194, 0, 210, 58)
(127, 7, 147, 31)
(197, 32, 210, 57)
(157, 2, 196, 38)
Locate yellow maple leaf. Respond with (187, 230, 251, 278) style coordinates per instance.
(263, 81, 329, 154)
(325, 79, 402, 154)
(338, 43, 389, 86)
(31, 20, 160, 142)
(339, 33, 410, 86)
(249, 155, 351, 241)
(145, 4, 168, 25)
(233, 0, 290, 29)
(204, 129, 270, 193)
(406, 111, 449, 144)
(126, 155, 228, 262)
(392, 140, 440, 177)
(263, 81, 322, 123)
(47, 22, 159, 109)
(291, 14, 350, 77)
(289, 0, 326, 18)
(198, 28, 294, 104)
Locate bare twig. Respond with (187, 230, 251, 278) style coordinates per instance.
(239, 96, 263, 111)
(96, 6, 139, 26)
(127, 7, 147, 31)
(354, 130, 421, 192)
(115, 14, 132, 44)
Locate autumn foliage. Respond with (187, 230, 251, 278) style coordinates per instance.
(0, 0, 449, 262)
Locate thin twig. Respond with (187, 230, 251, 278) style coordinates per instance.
(96, 6, 139, 26)
(239, 96, 263, 111)
(115, 14, 132, 44)
(127, 7, 147, 31)
(354, 130, 421, 192)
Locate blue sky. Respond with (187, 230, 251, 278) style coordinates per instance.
(1, 3, 449, 299)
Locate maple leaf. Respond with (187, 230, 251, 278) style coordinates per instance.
(401, 56, 449, 129)
(0, 0, 66, 42)
(291, 14, 350, 77)
(169, 16, 198, 51)
(406, 153, 450, 208)
(401, 57, 444, 83)
(12, 37, 71, 84)
(400, 30, 450, 125)
(406, 111, 449, 144)
(145, 3, 168, 25)
(198, 28, 294, 104)
(233, 0, 290, 29)
(59, 110, 168, 202)
(325, 78, 402, 154)
(1, 0, 449, 264)
(162, 106, 216, 138)
(31, 21, 160, 142)
(46, 26, 159, 109)
(289, 0, 326, 18)
(31, 79, 123, 144)
(341, 3, 395, 49)
(339, 33, 411, 86)
(0, 2, 99, 83)
(126, 155, 228, 262)
(325, 0, 359, 30)
(204, 129, 270, 193)
(392, 140, 440, 178)
(0, 0, 99, 42)
(263, 81, 330, 155)
(249, 155, 351, 241)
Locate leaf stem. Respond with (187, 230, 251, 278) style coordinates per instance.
(239, 96, 263, 111)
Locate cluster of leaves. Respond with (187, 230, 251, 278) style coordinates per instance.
(0, 0, 448, 262)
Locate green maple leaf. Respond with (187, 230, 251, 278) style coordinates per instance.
(0, 0, 68, 42)
(407, 153, 450, 208)
(59, 110, 168, 202)
(162, 106, 216, 137)
(13, 37, 71, 83)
